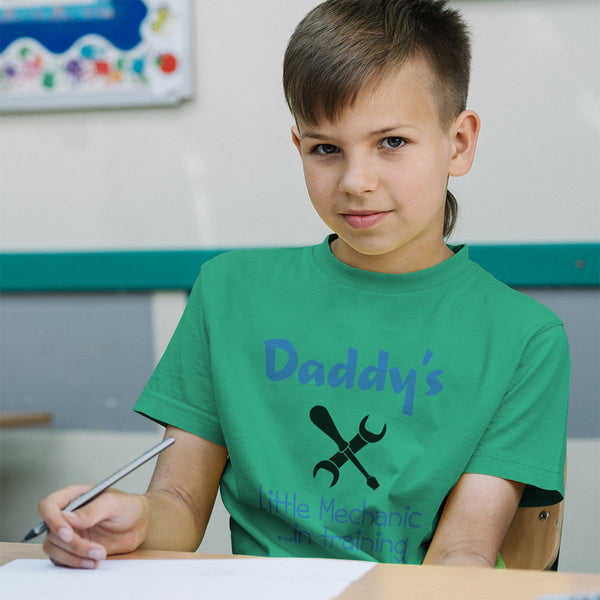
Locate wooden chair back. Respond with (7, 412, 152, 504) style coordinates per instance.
(501, 461, 567, 570)
(500, 499, 565, 569)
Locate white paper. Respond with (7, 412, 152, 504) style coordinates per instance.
(0, 557, 374, 600)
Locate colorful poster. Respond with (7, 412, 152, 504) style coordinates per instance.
(0, 0, 193, 111)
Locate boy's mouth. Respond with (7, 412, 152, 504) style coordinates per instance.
(342, 210, 390, 229)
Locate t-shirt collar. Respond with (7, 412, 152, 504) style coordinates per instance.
(311, 234, 472, 293)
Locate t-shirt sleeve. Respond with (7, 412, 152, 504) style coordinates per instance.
(465, 323, 570, 507)
(134, 272, 226, 447)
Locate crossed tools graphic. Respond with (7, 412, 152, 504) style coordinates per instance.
(310, 405, 387, 490)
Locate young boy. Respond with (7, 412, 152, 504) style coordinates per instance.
(39, 0, 569, 570)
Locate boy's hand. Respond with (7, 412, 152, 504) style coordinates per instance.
(38, 427, 228, 568)
(39, 485, 149, 569)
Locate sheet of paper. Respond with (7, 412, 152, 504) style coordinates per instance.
(0, 557, 375, 600)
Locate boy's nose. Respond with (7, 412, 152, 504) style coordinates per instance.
(338, 157, 379, 197)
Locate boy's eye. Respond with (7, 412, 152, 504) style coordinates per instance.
(381, 137, 406, 149)
(313, 143, 339, 155)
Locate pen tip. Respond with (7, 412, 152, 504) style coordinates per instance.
(20, 531, 34, 543)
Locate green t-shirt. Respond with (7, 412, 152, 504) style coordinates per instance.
(135, 236, 569, 565)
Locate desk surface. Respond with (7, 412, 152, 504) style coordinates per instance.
(1, 543, 599, 599)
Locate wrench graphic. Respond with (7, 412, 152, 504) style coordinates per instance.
(310, 405, 386, 490)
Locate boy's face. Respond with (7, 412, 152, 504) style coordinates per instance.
(292, 58, 478, 273)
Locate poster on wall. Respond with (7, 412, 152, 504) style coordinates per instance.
(0, 0, 193, 111)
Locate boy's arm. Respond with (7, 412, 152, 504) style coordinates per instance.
(423, 473, 524, 568)
(40, 426, 227, 568)
(141, 425, 228, 551)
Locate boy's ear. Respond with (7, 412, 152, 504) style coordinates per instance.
(291, 125, 303, 155)
(448, 110, 480, 177)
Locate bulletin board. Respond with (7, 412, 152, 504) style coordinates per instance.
(0, 0, 193, 111)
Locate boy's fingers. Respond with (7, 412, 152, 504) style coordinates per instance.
(38, 484, 93, 540)
(40, 487, 146, 567)
(39, 484, 94, 514)
(44, 516, 107, 559)
(38, 485, 112, 569)
(60, 492, 125, 538)
(62, 505, 99, 529)
(42, 533, 104, 570)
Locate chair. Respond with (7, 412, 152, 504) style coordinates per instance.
(500, 462, 566, 570)
(500, 499, 564, 570)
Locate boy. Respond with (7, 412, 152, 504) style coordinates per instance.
(39, 0, 569, 569)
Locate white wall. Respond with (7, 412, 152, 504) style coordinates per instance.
(0, 1, 598, 250)
(452, 0, 600, 243)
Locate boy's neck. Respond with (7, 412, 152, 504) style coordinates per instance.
(330, 236, 455, 274)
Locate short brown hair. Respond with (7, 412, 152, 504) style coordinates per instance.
(283, 0, 472, 236)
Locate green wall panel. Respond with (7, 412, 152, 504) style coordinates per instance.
(1, 244, 598, 292)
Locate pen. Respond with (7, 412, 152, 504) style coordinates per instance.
(20, 436, 175, 543)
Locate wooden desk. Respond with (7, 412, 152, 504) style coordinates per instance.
(0, 411, 52, 429)
(1, 543, 599, 599)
